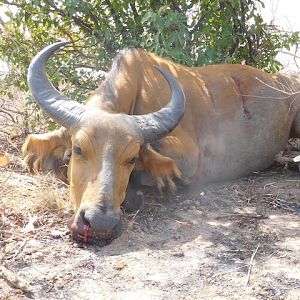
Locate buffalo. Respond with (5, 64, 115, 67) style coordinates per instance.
(23, 42, 300, 243)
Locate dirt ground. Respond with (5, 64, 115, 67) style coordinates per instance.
(0, 91, 300, 299)
(1, 153, 300, 300)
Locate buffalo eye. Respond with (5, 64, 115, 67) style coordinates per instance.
(73, 145, 82, 156)
(128, 156, 138, 165)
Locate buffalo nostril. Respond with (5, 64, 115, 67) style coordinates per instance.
(69, 209, 91, 237)
(80, 210, 91, 227)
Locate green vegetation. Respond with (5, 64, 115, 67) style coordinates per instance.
(0, 0, 299, 103)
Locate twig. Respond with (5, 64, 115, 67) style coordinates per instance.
(255, 76, 300, 97)
(279, 49, 300, 60)
(263, 182, 277, 190)
(0, 171, 13, 185)
(128, 209, 140, 230)
(285, 179, 300, 182)
(216, 213, 266, 219)
(0, 107, 16, 122)
(0, 265, 34, 294)
(7, 238, 28, 260)
(244, 244, 260, 290)
(232, 75, 299, 103)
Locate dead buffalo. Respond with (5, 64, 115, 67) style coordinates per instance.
(23, 42, 300, 243)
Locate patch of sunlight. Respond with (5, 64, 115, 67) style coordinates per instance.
(262, 257, 300, 279)
(268, 215, 299, 228)
(206, 220, 232, 227)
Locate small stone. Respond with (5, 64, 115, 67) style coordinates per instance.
(113, 260, 128, 271)
(50, 230, 67, 239)
(172, 251, 185, 257)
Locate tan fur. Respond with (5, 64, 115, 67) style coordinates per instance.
(137, 145, 181, 192)
(22, 128, 71, 182)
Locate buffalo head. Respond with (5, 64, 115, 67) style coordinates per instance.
(28, 42, 185, 243)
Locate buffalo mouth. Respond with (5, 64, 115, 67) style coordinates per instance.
(71, 227, 122, 247)
(67, 214, 122, 246)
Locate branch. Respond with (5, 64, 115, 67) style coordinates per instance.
(190, 2, 212, 36)
(71, 16, 93, 35)
(170, 1, 182, 13)
(74, 64, 97, 69)
(228, 9, 241, 56)
(0, 16, 5, 27)
(45, 0, 93, 35)
(0, 0, 23, 8)
(244, 244, 260, 290)
(279, 50, 300, 60)
(190, 14, 205, 35)
(0, 265, 34, 294)
(129, 2, 139, 23)
(104, 0, 125, 33)
(236, 0, 257, 62)
(0, 107, 17, 123)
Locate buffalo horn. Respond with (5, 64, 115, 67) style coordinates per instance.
(132, 66, 186, 143)
(27, 41, 86, 129)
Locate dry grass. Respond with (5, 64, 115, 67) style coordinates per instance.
(0, 170, 69, 214)
(0, 82, 72, 252)
(0, 168, 71, 258)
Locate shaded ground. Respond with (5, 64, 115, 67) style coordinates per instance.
(1, 161, 300, 300)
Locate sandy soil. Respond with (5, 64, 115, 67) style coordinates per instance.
(1, 161, 300, 300)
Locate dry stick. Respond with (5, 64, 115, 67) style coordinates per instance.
(237, 76, 299, 102)
(0, 265, 34, 294)
(255, 77, 300, 97)
(254, 76, 298, 115)
(244, 244, 260, 291)
(128, 209, 140, 230)
(0, 171, 13, 185)
(7, 238, 28, 260)
(279, 49, 300, 61)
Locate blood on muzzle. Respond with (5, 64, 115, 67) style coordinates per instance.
(68, 205, 122, 244)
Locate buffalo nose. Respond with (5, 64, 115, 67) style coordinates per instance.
(69, 206, 121, 242)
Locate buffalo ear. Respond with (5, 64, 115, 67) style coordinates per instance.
(136, 145, 181, 192)
(22, 129, 71, 182)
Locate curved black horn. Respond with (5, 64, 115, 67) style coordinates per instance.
(133, 66, 186, 142)
(28, 41, 86, 129)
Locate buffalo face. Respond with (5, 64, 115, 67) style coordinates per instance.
(67, 112, 142, 242)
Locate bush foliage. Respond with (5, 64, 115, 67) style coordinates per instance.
(0, 0, 299, 103)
